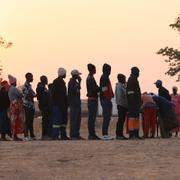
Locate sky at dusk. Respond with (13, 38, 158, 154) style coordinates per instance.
(0, 0, 180, 98)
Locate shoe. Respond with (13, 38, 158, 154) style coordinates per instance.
(71, 136, 86, 140)
(23, 137, 29, 141)
(116, 136, 128, 140)
(88, 135, 101, 140)
(61, 136, 70, 140)
(101, 135, 114, 140)
(13, 137, 23, 141)
(29, 136, 36, 141)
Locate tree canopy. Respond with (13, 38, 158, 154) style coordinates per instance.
(157, 15, 180, 81)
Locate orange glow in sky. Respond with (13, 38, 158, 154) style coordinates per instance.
(0, 0, 180, 98)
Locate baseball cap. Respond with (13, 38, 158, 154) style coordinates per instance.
(71, 69, 82, 76)
(154, 80, 162, 86)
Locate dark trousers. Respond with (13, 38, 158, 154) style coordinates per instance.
(40, 108, 51, 137)
(88, 100, 98, 137)
(101, 100, 112, 136)
(24, 107, 35, 138)
(70, 105, 81, 138)
(116, 105, 127, 137)
(52, 106, 68, 138)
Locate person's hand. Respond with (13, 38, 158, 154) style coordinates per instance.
(77, 76, 82, 83)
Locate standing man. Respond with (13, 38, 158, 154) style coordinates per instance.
(22, 72, 36, 140)
(51, 68, 69, 140)
(68, 69, 84, 140)
(115, 74, 128, 140)
(86, 63, 100, 140)
(100, 63, 114, 140)
(36, 75, 51, 140)
(154, 80, 171, 101)
(126, 67, 141, 139)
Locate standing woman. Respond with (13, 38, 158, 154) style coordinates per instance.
(0, 80, 11, 140)
(8, 75, 24, 141)
(171, 86, 180, 137)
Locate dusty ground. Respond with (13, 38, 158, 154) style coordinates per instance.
(0, 117, 180, 180)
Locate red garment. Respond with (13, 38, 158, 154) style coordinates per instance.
(171, 95, 180, 132)
(10, 99, 24, 135)
(143, 107, 157, 138)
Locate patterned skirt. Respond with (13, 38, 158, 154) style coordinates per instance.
(10, 99, 24, 135)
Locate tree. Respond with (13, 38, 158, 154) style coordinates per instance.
(0, 36, 13, 80)
(157, 15, 180, 81)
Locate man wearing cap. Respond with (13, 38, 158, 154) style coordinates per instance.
(154, 80, 171, 101)
(100, 63, 114, 140)
(126, 67, 142, 139)
(51, 68, 69, 140)
(86, 63, 100, 140)
(68, 69, 84, 140)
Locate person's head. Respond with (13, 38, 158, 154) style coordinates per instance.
(40, 75, 48, 85)
(58, 67, 66, 78)
(102, 63, 111, 76)
(0, 80, 10, 91)
(8, 74, 17, 86)
(25, 72, 33, 83)
(71, 69, 82, 79)
(87, 63, 96, 74)
(172, 86, 178, 95)
(154, 80, 162, 88)
(117, 74, 126, 84)
(131, 66, 140, 77)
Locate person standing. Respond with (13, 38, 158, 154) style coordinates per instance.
(22, 72, 36, 140)
(126, 67, 142, 139)
(86, 63, 100, 140)
(68, 69, 84, 140)
(154, 80, 171, 101)
(0, 81, 11, 140)
(100, 63, 114, 140)
(8, 75, 24, 141)
(51, 68, 69, 140)
(115, 74, 128, 140)
(171, 86, 180, 137)
(36, 75, 51, 140)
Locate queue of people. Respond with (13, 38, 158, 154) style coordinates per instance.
(0, 64, 179, 141)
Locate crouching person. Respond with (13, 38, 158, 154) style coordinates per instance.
(152, 95, 179, 138)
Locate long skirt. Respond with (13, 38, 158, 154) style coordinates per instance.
(171, 95, 180, 132)
(10, 99, 24, 135)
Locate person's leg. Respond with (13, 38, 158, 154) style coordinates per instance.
(41, 109, 49, 137)
(150, 108, 157, 138)
(70, 106, 79, 138)
(77, 105, 82, 138)
(101, 100, 112, 136)
(116, 105, 127, 137)
(52, 106, 61, 139)
(60, 109, 69, 139)
(29, 108, 35, 138)
(24, 107, 30, 138)
(88, 100, 98, 137)
(143, 108, 150, 138)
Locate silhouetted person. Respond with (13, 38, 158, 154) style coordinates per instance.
(86, 63, 100, 140)
(51, 68, 69, 140)
(100, 63, 114, 140)
(36, 75, 51, 139)
(154, 80, 171, 101)
(115, 74, 128, 140)
(126, 67, 142, 139)
(22, 72, 36, 140)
